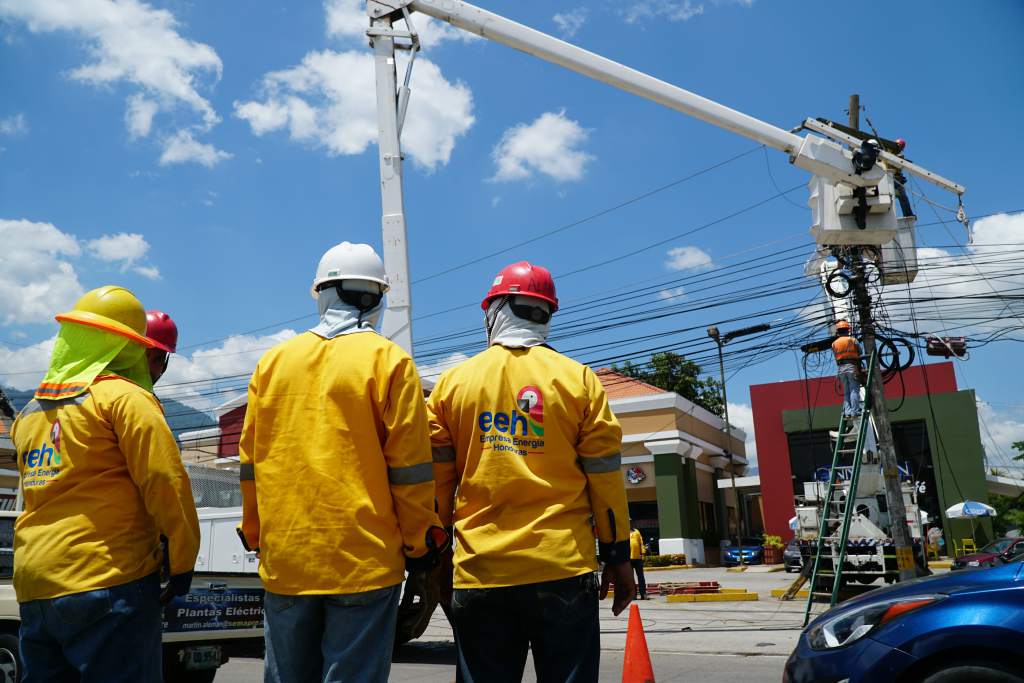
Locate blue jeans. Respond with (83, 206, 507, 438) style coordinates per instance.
(451, 573, 600, 683)
(838, 364, 863, 417)
(19, 573, 162, 683)
(264, 584, 401, 683)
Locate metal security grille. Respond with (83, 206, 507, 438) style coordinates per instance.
(186, 463, 242, 508)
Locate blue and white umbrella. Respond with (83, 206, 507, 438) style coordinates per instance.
(945, 500, 997, 519)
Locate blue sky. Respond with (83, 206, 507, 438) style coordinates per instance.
(2, 0, 1023, 468)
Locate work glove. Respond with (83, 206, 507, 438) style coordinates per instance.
(236, 525, 259, 554)
(396, 566, 443, 644)
(160, 571, 194, 606)
(395, 527, 450, 645)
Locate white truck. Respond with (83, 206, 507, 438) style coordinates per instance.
(0, 466, 265, 683)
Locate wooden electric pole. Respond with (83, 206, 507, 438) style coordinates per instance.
(846, 93, 917, 582)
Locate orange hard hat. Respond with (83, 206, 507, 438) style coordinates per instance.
(836, 320, 851, 331)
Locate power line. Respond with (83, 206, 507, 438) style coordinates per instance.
(412, 145, 765, 284)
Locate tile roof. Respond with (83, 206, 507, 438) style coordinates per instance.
(595, 368, 667, 400)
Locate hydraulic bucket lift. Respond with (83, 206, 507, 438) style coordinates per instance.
(364, 0, 966, 350)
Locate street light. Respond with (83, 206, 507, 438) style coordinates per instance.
(708, 322, 771, 569)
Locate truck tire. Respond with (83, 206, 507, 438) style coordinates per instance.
(0, 633, 19, 683)
(163, 668, 217, 683)
(163, 650, 218, 683)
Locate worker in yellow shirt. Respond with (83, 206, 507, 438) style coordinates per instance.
(630, 523, 648, 600)
(11, 286, 200, 683)
(237, 242, 447, 683)
(428, 261, 635, 683)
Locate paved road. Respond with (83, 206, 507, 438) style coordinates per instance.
(216, 565, 941, 681)
(216, 650, 789, 682)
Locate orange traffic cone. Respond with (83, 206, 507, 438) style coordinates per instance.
(622, 602, 655, 683)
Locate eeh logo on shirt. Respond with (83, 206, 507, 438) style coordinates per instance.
(516, 386, 544, 437)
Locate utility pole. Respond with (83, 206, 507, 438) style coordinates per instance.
(708, 322, 771, 570)
(845, 94, 917, 582)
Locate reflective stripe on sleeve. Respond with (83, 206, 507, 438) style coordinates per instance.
(432, 446, 456, 463)
(388, 461, 434, 485)
(579, 452, 622, 474)
(20, 394, 88, 418)
(239, 463, 255, 481)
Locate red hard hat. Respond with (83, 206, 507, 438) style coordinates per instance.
(146, 310, 178, 354)
(481, 261, 558, 312)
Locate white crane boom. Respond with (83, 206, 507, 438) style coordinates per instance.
(367, 0, 965, 352)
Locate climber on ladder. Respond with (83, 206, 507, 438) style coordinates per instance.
(832, 320, 863, 421)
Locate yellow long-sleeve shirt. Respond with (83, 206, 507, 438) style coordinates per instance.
(238, 331, 441, 595)
(11, 375, 200, 602)
(630, 529, 647, 560)
(428, 345, 631, 589)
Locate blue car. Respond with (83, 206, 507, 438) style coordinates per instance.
(722, 538, 764, 566)
(784, 559, 1024, 682)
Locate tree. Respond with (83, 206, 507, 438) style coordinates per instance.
(990, 441, 1024, 536)
(614, 352, 724, 417)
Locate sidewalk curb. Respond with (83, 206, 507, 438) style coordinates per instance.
(667, 591, 759, 603)
(645, 564, 694, 572)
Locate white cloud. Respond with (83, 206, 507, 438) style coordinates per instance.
(133, 265, 161, 280)
(0, 337, 58, 390)
(491, 110, 594, 183)
(879, 212, 1024, 337)
(624, 0, 753, 23)
(234, 50, 474, 170)
(418, 352, 469, 384)
(726, 401, 757, 467)
(324, 0, 478, 47)
(659, 286, 686, 301)
(87, 232, 149, 265)
(159, 130, 232, 167)
(125, 94, 158, 139)
(665, 245, 713, 271)
(0, 219, 164, 328)
(0, 219, 83, 326)
(86, 232, 161, 279)
(553, 8, 588, 38)
(976, 399, 1024, 472)
(625, 1, 704, 23)
(156, 329, 298, 410)
(0, 0, 224, 156)
(0, 113, 27, 136)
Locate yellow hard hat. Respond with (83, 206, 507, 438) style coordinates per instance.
(55, 286, 159, 349)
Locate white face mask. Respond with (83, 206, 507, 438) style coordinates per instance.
(485, 296, 551, 348)
(309, 282, 385, 340)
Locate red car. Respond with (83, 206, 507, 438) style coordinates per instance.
(951, 536, 1024, 570)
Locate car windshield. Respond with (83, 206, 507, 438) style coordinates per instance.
(980, 538, 1014, 554)
(741, 538, 762, 546)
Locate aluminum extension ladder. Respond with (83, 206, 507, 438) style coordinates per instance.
(802, 349, 878, 627)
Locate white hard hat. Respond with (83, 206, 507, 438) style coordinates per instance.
(311, 242, 390, 300)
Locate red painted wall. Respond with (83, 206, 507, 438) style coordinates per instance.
(751, 362, 957, 539)
(218, 405, 246, 457)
